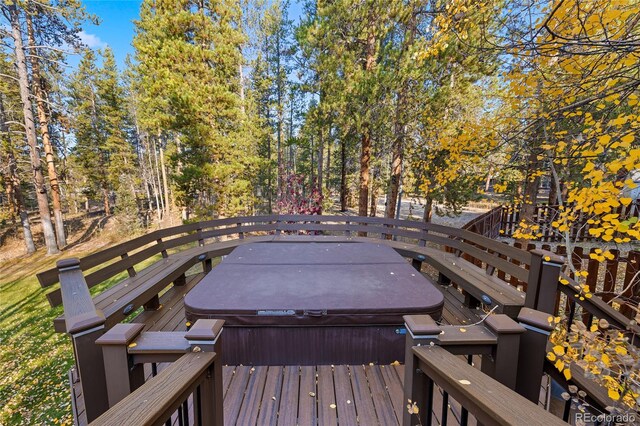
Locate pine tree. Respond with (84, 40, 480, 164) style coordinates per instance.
(68, 49, 111, 214)
(133, 0, 258, 218)
(5, 1, 59, 254)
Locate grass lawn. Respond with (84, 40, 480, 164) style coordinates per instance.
(0, 245, 161, 425)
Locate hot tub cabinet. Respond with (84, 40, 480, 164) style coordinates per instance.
(184, 241, 443, 365)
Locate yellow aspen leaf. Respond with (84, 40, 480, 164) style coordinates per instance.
(598, 135, 611, 144)
(555, 360, 565, 372)
(608, 388, 620, 401)
(615, 346, 627, 355)
(553, 345, 565, 355)
(601, 354, 610, 367)
(547, 352, 557, 362)
(590, 324, 598, 332)
(563, 369, 571, 381)
(621, 133, 634, 144)
(620, 197, 632, 206)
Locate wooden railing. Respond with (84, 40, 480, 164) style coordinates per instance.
(499, 202, 640, 242)
(460, 214, 640, 421)
(90, 352, 220, 426)
(462, 205, 503, 239)
(47, 215, 566, 422)
(407, 345, 566, 426)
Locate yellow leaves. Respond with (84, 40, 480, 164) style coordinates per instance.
(597, 134, 611, 145)
(608, 388, 620, 401)
(555, 360, 565, 371)
(563, 369, 571, 381)
(615, 346, 627, 356)
(553, 345, 565, 356)
(620, 133, 635, 145)
(547, 352, 557, 362)
(582, 162, 595, 172)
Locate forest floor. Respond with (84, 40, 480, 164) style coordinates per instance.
(0, 204, 488, 425)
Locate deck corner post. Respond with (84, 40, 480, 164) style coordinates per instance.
(402, 315, 440, 426)
(185, 319, 225, 426)
(526, 249, 565, 314)
(57, 258, 109, 421)
(515, 307, 555, 402)
(95, 323, 146, 407)
(482, 314, 525, 389)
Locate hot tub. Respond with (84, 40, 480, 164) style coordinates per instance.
(184, 241, 443, 364)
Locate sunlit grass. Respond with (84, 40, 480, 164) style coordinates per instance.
(0, 250, 162, 425)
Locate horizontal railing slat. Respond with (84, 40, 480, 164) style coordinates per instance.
(90, 352, 215, 426)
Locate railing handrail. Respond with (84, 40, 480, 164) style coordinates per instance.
(89, 352, 217, 426)
(412, 345, 567, 426)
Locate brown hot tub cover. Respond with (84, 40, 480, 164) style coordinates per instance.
(184, 241, 443, 326)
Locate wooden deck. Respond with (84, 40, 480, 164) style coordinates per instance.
(73, 362, 478, 426)
(68, 270, 540, 426)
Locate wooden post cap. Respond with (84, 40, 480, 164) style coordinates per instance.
(57, 258, 81, 270)
(185, 319, 225, 341)
(67, 310, 106, 335)
(96, 323, 145, 345)
(403, 315, 440, 336)
(530, 249, 565, 265)
(485, 314, 525, 335)
(517, 308, 555, 332)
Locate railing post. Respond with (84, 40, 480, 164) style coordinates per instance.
(481, 314, 525, 389)
(403, 315, 440, 426)
(526, 249, 565, 314)
(199, 253, 212, 273)
(95, 323, 146, 407)
(57, 258, 109, 422)
(185, 319, 225, 426)
(516, 307, 555, 402)
(412, 254, 426, 272)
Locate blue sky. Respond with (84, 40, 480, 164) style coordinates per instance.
(74, 0, 304, 71)
(73, 1, 142, 69)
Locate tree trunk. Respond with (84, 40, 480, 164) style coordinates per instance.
(518, 149, 541, 246)
(1, 98, 35, 253)
(359, 130, 371, 217)
(325, 130, 331, 191)
(26, 14, 66, 247)
(369, 169, 379, 217)
(317, 125, 323, 191)
(385, 11, 416, 219)
(146, 136, 161, 223)
(160, 144, 170, 220)
(340, 137, 347, 211)
(358, 29, 376, 217)
(152, 138, 165, 219)
(276, 36, 283, 200)
(423, 194, 433, 223)
(102, 186, 110, 215)
(386, 109, 404, 219)
(9, 4, 58, 254)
